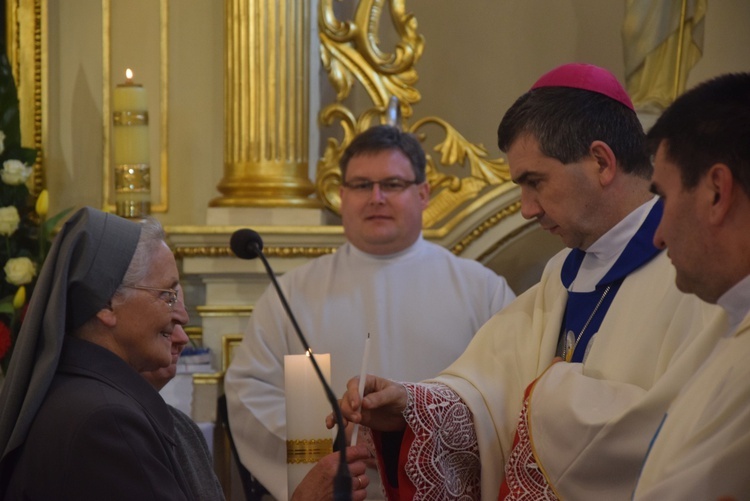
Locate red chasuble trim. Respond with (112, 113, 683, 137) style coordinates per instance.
(372, 428, 417, 500)
(499, 373, 561, 500)
(374, 382, 481, 499)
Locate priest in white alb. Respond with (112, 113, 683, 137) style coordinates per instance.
(225, 125, 515, 500)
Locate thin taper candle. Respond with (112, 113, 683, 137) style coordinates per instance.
(351, 333, 371, 446)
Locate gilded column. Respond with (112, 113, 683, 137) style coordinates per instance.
(211, 0, 320, 207)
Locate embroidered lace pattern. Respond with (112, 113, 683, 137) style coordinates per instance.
(500, 386, 558, 500)
(402, 382, 481, 500)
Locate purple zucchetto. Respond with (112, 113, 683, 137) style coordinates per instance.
(531, 63, 635, 111)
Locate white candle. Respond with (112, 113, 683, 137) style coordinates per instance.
(351, 333, 371, 446)
(285, 352, 333, 496)
(113, 68, 151, 217)
(113, 68, 149, 165)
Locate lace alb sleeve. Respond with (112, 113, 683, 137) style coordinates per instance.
(402, 382, 481, 500)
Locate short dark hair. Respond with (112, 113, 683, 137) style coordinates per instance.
(339, 125, 426, 183)
(497, 87, 651, 178)
(647, 72, 750, 196)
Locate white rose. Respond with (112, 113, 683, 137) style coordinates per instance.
(0, 131, 5, 156)
(4, 257, 36, 286)
(0, 206, 20, 236)
(1, 159, 33, 186)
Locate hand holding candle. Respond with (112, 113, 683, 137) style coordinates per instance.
(351, 333, 371, 446)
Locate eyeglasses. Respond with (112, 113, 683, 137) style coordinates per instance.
(124, 285, 179, 309)
(342, 177, 420, 194)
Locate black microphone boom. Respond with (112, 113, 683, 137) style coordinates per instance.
(230, 228, 352, 501)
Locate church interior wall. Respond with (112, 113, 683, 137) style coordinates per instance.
(42, 1, 750, 229)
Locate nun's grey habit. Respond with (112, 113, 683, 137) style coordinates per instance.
(0, 207, 192, 500)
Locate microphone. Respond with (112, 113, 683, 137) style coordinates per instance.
(229, 229, 264, 260)
(230, 228, 352, 501)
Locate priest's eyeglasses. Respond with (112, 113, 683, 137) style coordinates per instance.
(342, 177, 419, 194)
(124, 285, 179, 309)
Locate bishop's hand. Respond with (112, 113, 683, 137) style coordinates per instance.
(327, 374, 408, 432)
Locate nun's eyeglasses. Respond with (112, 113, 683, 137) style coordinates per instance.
(124, 285, 179, 309)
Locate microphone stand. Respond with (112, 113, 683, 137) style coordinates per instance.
(250, 242, 352, 501)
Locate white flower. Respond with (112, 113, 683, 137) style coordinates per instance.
(0, 131, 5, 156)
(0, 206, 20, 236)
(1, 159, 33, 186)
(4, 257, 36, 286)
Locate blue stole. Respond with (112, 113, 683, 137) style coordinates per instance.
(558, 200, 664, 363)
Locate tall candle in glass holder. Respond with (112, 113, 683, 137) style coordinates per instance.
(113, 68, 151, 218)
(284, 352, 333, 496)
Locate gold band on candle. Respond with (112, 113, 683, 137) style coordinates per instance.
(115, 163, 151, 218)
(286, 438, 333, 464)
(116, 198, 151, 219)
(115, 163, 151, 192)
(113, 111, 149, 126)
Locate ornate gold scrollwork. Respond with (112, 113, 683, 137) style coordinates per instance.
(317, 0, 512, 228)
(173, 245, 337, 260)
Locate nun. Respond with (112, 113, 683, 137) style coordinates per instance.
(0, 207, 192, 500)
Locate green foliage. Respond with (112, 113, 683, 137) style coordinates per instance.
(0, 47, 41, 373)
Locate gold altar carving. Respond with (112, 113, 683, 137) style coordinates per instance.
(451, 201, 521, 255)
(316, 0, 512, 229)
(169, 199, 522, 259)
(5, 0, 45, 195)
(211, 0, 320, 208)
(196, 305, 253, 318)
(173, 244, 339, 260)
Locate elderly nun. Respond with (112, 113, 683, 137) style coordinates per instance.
(0, 207, 192, 500)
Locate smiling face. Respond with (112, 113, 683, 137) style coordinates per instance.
(507, 134, 603, 250)
(108, 241, 189, 372)
(650, 142, 714, 300)
(141, 326, 190, 390)
(140, 288, 189, 390)
(340, 149, 429, 255)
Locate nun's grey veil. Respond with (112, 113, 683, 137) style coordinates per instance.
(0, 207, 142, 472)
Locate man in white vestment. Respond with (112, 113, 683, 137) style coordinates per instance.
(336, 64, 725, 500)
(224, 125, 515, 500)
(632, 73, 750, 499)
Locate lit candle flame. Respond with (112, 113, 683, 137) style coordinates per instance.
(125, 68, 133, 82)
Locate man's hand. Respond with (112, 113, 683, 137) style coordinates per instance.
(327, 374, 408, 432)
(290, 444, 371, 501)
